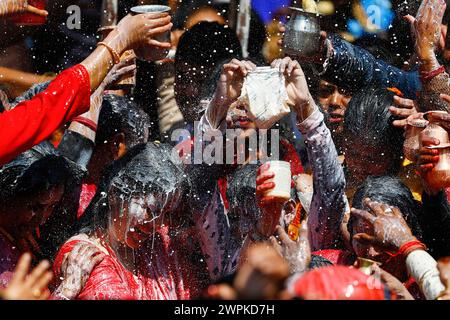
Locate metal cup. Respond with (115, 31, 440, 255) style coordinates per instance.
(130, 5, 171, 62)
(283, 7, 321, 58)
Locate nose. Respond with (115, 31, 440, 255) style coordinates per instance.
(330, 91, 343, 107)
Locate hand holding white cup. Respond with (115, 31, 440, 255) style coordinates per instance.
(256, 161, 291, 205)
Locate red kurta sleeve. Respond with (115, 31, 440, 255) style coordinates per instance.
(53, 239, 135, 300)
(0, 64, 90, 165)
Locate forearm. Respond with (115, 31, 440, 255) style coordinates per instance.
(80, 29, 126, 92)
(0, 65, 90, 165)
(67, 84, 105, 143)
(296, 108, 347, 250)
(321, 34, 421, 99)
(0, 67, 54, 98)
(405, 250, 445, 300)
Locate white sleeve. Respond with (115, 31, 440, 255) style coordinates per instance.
(405, 250, 445, 300)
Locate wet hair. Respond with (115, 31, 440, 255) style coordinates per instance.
(348, 176, 423, 240)
(227, 164, 260, 238)
(308, 254, 334, 269)
(175, 21, 242, 121)
(0, 81, 51, 112)
(344, 86, 404, 175)
(176, 22, 243, 68)
(0, 141, 84, 206)
(12, 81, 51, 107)
(96, 94, 150, 148)
(80, 142, 190, 233)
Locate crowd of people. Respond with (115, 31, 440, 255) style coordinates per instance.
(0, 0, 450, 301)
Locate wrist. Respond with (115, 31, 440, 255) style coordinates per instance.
(419, 55, 440, 73)
(396, 238, 426, 257)
(103, 29, 127, 56)
(294, 96, 317, 123)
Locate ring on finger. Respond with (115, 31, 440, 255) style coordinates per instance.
(32, 288, 42, 298)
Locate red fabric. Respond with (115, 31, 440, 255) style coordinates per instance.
(312, 249, 355, 266)
(53, 226, 206, 300)
(77, 183, 97, 219)
(292, 265, 388, 300)
(218, 177, 230, 210)
(0, 64, 90, 165)
(280, 139, 304, 176)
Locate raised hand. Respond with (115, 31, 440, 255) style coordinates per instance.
(102, 53, 137, 90)
(271, 57, 316, 121)
(0, 253, 52, 300)
(54, 241, 105, 300)
(389, 96, 418, 128)
(212, 59, 256, 108)
(270, 224, 311, 274)
(404, 0, 447, 70)
(116, 13, 173, 53)
(350, 198, 416, 252)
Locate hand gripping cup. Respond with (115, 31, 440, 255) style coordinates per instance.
(10, 0, 47, 26)
(265, 161, 292, 201)
(130, 5, 171, 62)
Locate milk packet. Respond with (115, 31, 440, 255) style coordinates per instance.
(238, 66, 291, 129)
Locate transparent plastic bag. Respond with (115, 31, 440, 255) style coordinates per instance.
(238, 66, 291, 129)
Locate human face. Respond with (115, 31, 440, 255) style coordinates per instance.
(344, 139, 394, 185)
(226, 101, 256, 131)
(2, 185, 64, 232)
(108, 192, 175, 249)
(318, 81, 351, 135)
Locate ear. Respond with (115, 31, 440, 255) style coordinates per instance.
(111, 133, 126, 160)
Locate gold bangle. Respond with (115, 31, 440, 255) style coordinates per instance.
(97, 42, 121, 65)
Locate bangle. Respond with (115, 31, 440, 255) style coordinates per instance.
(420, 66, 445, 82)
(72, 116, 98, 132)
(397, 239, 427, 258)
(97, 42, 121, 65)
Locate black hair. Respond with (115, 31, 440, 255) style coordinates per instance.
(0, 141, 84, 206)
(308, 254, 334, 269)
(348, 175, 423, 240)
(175, 21, 243, 121)
(176, 21, 243, 68)
(344, 86, 404, 175)
(96, 94, 150, 148)
(79, 142, 190, 234)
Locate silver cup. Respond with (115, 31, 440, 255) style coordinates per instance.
(130, 5, 171, 62)
(283, 7, 321, 58)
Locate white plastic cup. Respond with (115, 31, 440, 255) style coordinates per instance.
(264, 161, 291, 200)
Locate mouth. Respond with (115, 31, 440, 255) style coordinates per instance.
(232, 116, 253, 127)
(328, 113, 344, 123)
